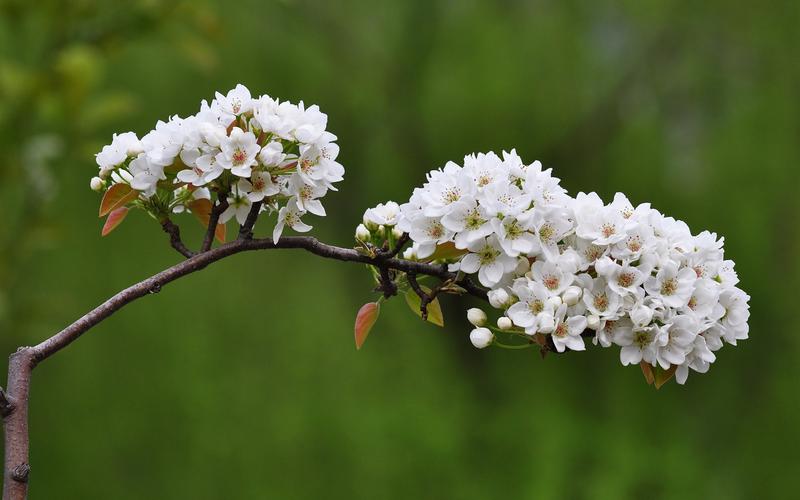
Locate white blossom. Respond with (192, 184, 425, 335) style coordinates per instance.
(93, 84, 343, 243)
(378, 150, 749, 385)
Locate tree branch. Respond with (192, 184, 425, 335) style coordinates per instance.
(238, 201, 262, 240)
(160, 218, 195, 258)
(200, 194, 228, 252)
(1, 235, 487, 499)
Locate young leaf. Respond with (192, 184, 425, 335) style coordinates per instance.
(101, 207, 129, 236)
(354, 302, 380, 350)
(404, 287, 444, 327)
(425, 242, 468, 262)
(188, 198, 226, 243)
(640, 361, 655, 385)
(99, 183, 138, 217)
(654, 365, 677, 389)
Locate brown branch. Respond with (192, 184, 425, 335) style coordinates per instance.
(385, 232, 410, 259)
(200, 194, 229, 252)
(238, 201, 262, 240)
(406, 272, 444, 320)
(160, 219, 195, 258)
(1, 235, 488, 499)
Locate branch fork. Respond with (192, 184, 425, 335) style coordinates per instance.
(1, 228, 489, 499)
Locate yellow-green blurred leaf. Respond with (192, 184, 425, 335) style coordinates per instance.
(404, 287, 444, 327)
(426, 242, 467, 262)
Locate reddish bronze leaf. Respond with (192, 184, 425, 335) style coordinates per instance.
(188, 199, 226, 243)
(354, 302, 380, 350)
(654, 365, 677, 389)
(99, 183, 138, 217)
(640, 361, 655, 385)
(101, 207, 129, 236)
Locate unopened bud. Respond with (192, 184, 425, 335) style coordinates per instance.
(469, 327, 494, 349)
(467, 308, 487, 327)
(587, 314, 600, 330)
(515, 257, 531, 275)
(90, 176, 105, 192)
(355, 224, 371, 242)
(392, 227, 404, 239)
(363, 214, 379, 231)
(402, 247, 417, 260)
(488, 288, 510, 309)
(631, 303, 654, 326)
(562, 286, 582, 306)
(497, 316, 513, 330)
(547, 296, 562, 309)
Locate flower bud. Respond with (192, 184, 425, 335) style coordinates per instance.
(374, 225, 386, 239)
(496, 316, 513, 330)
(594, 256, 615, 277)
(469, 327, 494, 349)
(467, 308, 487, 327)
(587, 314, 600, 330)
(537, 313, 555, 334)
(391, 227, 404, 240)
(90, 176, 105, 192)
(363, 213, 379, 231)
(355, 224, 371, 242)
(631, 303, 654, 326)
(488, 288, 510, 309)
(562, 286, 582, 306)
(402, 247, 417, 260)
(515, 257, 531, 275)
(547, 296, 562, 309)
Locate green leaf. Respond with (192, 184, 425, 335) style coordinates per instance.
(404, 287, 444, 327)
(354, 302, 380, 350)
(188, 198, 226, 243)
(654, 365, 677, 389)
(101, 207, 129, 236)
(640, 361, 654, 385)
(99, 183, 139, 217)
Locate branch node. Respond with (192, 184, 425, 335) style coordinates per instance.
(11, 463, 30, 483)
(0, 387, 14, 417)
(149, 283, 162, 294)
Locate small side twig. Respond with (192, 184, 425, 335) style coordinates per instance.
(160, 219, 195, 258)
(406, 272, 442, 320)
(384, 233, 410, 259)
(238, 201, 262, 240)
(0, 387, 13, 417)
(201, 194, 229, 252)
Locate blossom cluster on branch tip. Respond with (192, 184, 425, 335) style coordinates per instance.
(92, 84, 343, 240)
(361, 151, 750, 385)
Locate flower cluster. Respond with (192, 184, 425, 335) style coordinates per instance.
(92, 84, 344, 241)
(367, 151, 750, 384)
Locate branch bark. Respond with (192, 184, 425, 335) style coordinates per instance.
(160, 218, 195, 258)
(1, 236, 486, 499)
(200, 194, 228, 252)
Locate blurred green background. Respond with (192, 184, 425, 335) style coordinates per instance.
(1, 0, 798, 498)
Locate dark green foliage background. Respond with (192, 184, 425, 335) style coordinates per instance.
(0, 1, 798, 498)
